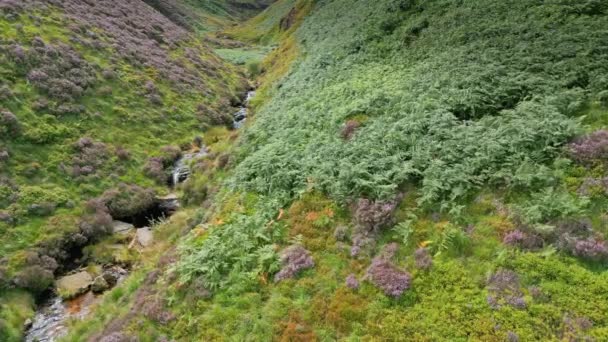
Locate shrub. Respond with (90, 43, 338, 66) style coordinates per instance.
(197, 105, 234, 128)
(144, 157, 167, 183)
(341, 120, 361, 140)
(503, 229, 543, 250)
(414, 247, 432, 270)
(365, 255, 411, 297)
(570, 237, 608, 262)
(115, 146, 131, 161)
(274, 244, 315, 282)
(345, 274, 359, 289)
(13, 265, 54, 294)
(80, 198, 113, 240)
(0, 85, 12, 101)
(354, 194, 403, 233)
(0, 109, 20, 137)
(142, 298, 175, 325)
(350, 233, 375, 257)
(568, 130, 608, 165)
(247, 61, 261, 77)
(486, 269, 526, 310)
(144, 146, 182, 183)
(100, 183, 156, 219)
(70, 137, 109, 177)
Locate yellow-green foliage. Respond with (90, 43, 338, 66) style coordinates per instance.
(0, 291, 35, 342)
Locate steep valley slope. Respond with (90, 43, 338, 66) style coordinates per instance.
(3, 0, 608, 341)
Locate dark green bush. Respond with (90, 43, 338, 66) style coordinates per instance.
(100, 184, 156, 219)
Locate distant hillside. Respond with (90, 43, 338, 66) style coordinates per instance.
(143, 0, 276, 32)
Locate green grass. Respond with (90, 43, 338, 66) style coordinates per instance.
(214, 46, 273, 66)
(0, 2, 248, 339)
(6, 0, 608, 340)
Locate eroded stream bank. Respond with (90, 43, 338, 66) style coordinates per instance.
(24, 90, 256, 342)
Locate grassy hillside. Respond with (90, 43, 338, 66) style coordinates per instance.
(4, 0, 608, 340)
(0, 0, 252, 339)
(143, 0, 276, 32)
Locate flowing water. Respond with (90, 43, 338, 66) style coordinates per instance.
(25, 90, 256, 341)
(24, 267, 127, 342)
(233, 91, 255, 129)
(169, 90, 255, 187)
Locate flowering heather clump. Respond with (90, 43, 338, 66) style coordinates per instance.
(144, 157, 167, 184)
(365, 255, 411, 297)
(341, 120, 361, 140)
(0, 109, 20, 137)
(115, 146, 131, 161)
(274, 245, 315, 282)
(79, 198, 113, 240)
(345, 274, 359, 289)
(197, 104, 234, 128)
(70, 137, 109, 177)
(44, 0, 224, 92)
(568, 130, 608, 164)
(414, 247, 433, 270)
(354, 194, 403, 233)
(160, 145, 182, 163)
(350, 233, 375, 257)
(486, 269, 526, 310)
(0, 85, 13, 100)
(8, 38, 98, 110)
(100, 183, 156, 219)
(571, 237, 608, 262)
(144, 80, 164, 105)
(503, 230, 525, 246)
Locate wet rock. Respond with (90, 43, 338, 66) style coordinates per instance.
(102, 266, 127, 287)
(159, 198, 179, 215)
(23, 318, 33, 330)
(91, 275, 109, 293)
(157, 193, 178, 201)
(136, 227, 153, 247)
(56, 271, 93, 298)
(112, 220, 135, 235)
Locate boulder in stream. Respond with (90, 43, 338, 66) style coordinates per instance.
(56, 271, 93, 298)
(91, 275, 109, 293)
(136, 227, 154, 247)
(112, 220, 134, 235)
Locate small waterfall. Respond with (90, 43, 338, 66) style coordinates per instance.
(169, 147, 208, 187)
(233, 91, 256, 129)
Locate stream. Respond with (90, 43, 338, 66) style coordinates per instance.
(23, 91, 255, 342)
